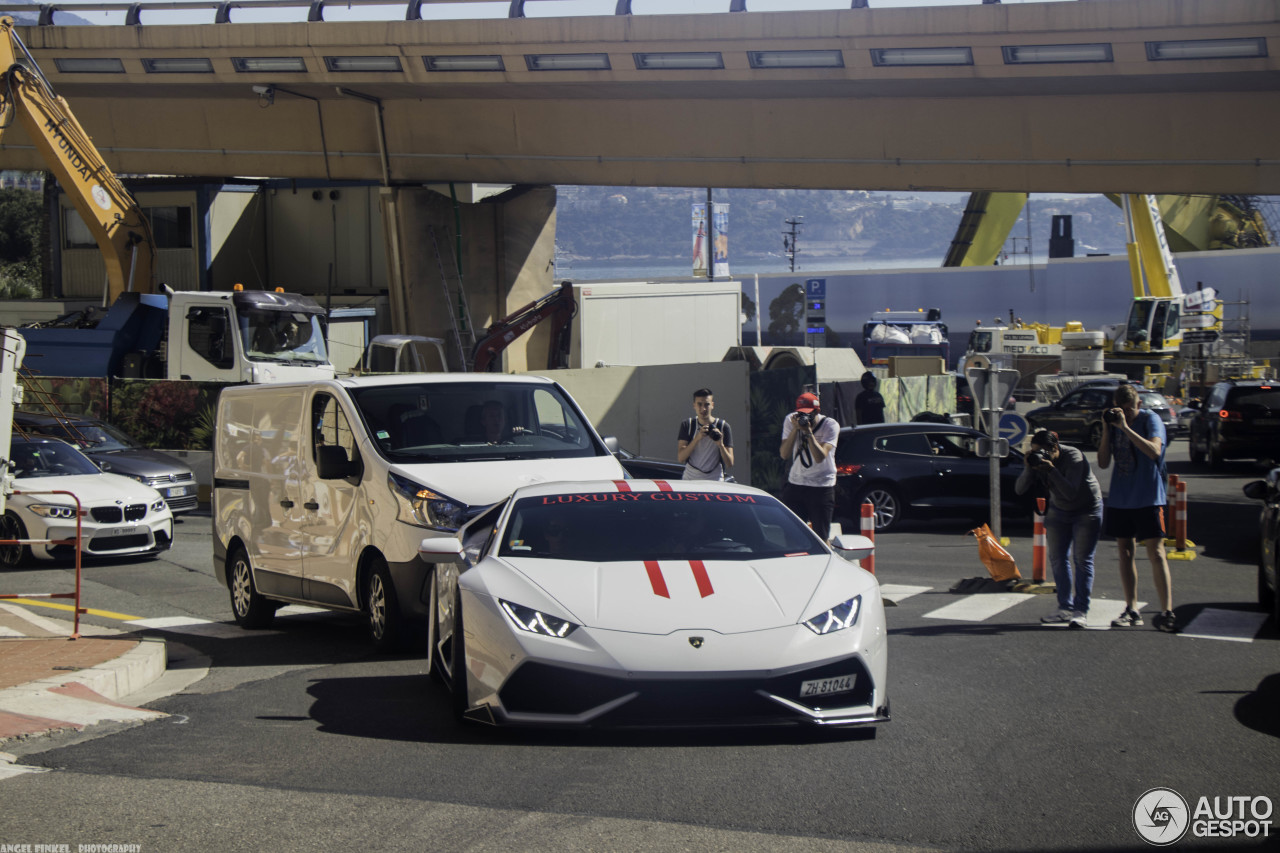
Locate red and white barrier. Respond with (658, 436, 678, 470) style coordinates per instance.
(1032, 497, 1047, 584)
(860, 501, 876, 575)
(0, 489, 85, 638)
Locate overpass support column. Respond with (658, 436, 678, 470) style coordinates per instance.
(379, 184, 557, 372)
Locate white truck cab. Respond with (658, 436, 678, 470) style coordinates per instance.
(212, 373, 626, 650)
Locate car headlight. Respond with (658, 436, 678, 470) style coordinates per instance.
(28, 503, 79, 520)
(803, 595, 862, 635)
(388, 472, 467, 531)
(151, 498, 167, 513)
(499, 599, 579, 638)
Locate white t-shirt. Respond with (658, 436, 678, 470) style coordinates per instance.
(781, 413, 839, 487)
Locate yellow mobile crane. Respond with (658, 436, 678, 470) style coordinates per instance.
(0, 16, 155, 301)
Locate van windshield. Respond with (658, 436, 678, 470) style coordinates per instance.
(350, 381, 605, 463)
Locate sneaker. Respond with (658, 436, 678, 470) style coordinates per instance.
(1041, 609, 1072, 624)
(1068, 612, 1088, 630)
(1153, 611, 1179, 633)
(1111, 608, 1144, 627)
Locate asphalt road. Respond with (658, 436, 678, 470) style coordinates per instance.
(0, 438, 1276, 853)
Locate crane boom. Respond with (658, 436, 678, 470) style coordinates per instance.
(0, 16, 155, 301)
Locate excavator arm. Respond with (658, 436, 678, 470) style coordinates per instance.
(0, 16, 155, 301)
(471, 280, 576, 373)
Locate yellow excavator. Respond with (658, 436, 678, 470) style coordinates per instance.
(943, 192, 1272, 269)
(0, 15, 156, 302)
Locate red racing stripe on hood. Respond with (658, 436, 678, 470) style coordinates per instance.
(644, 560, 670, 598)
(689, 560, 714, 598)
(613, 480, 632, 493)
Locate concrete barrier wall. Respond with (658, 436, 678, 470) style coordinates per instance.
(528, 361, 752, 486)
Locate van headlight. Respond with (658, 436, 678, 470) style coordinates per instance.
(388, 472, 467, 531)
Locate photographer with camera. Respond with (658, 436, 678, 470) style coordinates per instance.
(677, 388, 734, 481)
(1016, 429, 1102, 629)
(1098, 383, 1176, 632)
(779, 391, 840, 541)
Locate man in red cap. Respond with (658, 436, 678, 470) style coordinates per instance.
(779, 391, 840, 541)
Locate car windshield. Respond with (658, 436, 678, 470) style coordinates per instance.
(46, 420, 140, 452)
(9, 440, 101, 479)
(1139, 392, 1169, 410)
(351, 381, 603, 463)
(498, 490, 826, 562)
(239, 308, 329, 364)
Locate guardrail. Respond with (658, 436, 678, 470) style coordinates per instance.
(0, 489, 85, 639)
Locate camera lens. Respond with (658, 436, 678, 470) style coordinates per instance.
(708, 428, 721, 441)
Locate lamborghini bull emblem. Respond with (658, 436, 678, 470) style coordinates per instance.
(689, 636, 705, 648)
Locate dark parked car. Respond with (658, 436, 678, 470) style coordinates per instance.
(1243, 468, 1280, 625)
(13, 412, 199, 514)
(1188, 380, 1280, 467)
(606, 442, 737, 483)
(833, 422, 1029, 532)
(1140, 390, 1182, 438)
(1025, 379, 1146, 449)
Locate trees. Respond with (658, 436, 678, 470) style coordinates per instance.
(0, 187, 43, 297)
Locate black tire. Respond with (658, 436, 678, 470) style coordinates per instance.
(0, 511, 29, 568)
(228, 545, 275, 629)
(1261, 547, 1279, 624)
(1208, 439, 1224, 469)
(855, 484, 902, 532)
(449, 586, 468, 720)
(1087, 422, 1104, 450)
(1189, 435, 1205, 465)
(364, 556, 404, 653)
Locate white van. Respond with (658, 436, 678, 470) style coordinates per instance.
(213, 374, 626, 650)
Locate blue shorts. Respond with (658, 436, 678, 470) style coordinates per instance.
(1103, 505, 1165, 543)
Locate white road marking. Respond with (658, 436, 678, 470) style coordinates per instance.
(878, 584, 931, 604)
(0, 626, 24, 638)
(129, 616, 268, 639)
(1178, 608, 1269, 642)
(923, 593, 1037, 622)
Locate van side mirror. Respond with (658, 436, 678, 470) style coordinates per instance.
(1243, 480, 1268, 501)
(316, 444, 359, 480)
(602, 435, 619, 453)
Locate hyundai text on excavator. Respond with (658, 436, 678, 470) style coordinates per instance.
(0, 17, 334, 384)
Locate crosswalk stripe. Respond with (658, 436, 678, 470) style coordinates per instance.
(923, 593, 1037, 622)
(1178, 608, 1269, 642)
(878, 584, 931, 604)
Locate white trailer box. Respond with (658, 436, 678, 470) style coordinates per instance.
(570, 280, 742, 368)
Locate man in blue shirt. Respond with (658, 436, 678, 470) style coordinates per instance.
(1097, 383, 1176, 632)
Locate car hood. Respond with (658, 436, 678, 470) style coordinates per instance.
(501, 554, 849, 635)
(11, 472, 164, 506)
(89, 447, 193, 478)
(391, 456, 626, 508)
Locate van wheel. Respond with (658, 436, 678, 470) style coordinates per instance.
(0, 512, 29, 569)
(364, 557, 403, 653)
(228, 546, 274, 629)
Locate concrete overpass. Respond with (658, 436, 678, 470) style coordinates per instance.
(0, 0, 1277, 195)
(1, 0, 1277, 370)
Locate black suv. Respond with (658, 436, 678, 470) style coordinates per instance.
(1025, 379, 1146, 449)
(1188, 380, 1280, 467)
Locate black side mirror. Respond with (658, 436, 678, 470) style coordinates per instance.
(317, 444, 360, 480)
(1243, 480, 1268, 501)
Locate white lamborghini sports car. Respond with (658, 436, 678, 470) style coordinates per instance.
(417, 479, 889, 728)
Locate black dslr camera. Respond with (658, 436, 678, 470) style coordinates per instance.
(795, 412, 815, 429)
(1027, 449, 1051, 467)
(706, 423, 722, 442)
(1103, 408, 1123, 425)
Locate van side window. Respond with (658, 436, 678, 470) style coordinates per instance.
(311, 393, 359, 463)
(187, 306, 234, 369)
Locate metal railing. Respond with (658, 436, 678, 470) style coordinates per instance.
(0, 489, 85, 639)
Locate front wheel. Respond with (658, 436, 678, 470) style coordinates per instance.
(1189, 435, 1205, 465)
(364, 556, 404, 653)
(1087, 422, 1104, 450)
(1260, 548, 1278, 624)
(855, 484, 902, 532)
(0, 512, 29, 569)
(228, 546, 274, 629)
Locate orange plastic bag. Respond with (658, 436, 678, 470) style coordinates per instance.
(968, 524, 1021, 582)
